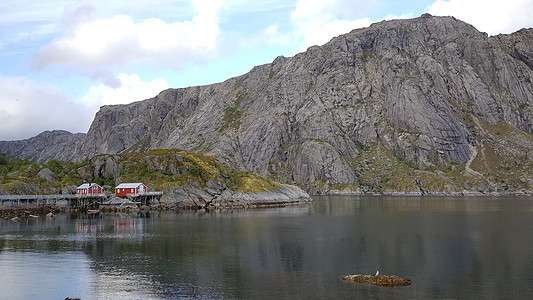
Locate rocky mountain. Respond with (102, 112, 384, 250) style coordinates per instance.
(2, 14, 533, 194)
(0, 130, 86, 162)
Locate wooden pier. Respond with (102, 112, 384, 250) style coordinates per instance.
(0, 191, 164, 210)
(126, 191, 164, 206)
(0, 194, 108, 210)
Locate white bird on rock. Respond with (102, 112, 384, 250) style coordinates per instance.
(375, 270, 379, 276)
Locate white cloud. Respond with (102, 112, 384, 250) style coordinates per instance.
(383, 13, 415, 21)
(289, 0, 377, 51)
(0, 74, 94, 140)
(34, 0, 227, 69)
(80, 73, 169, 108)
(428, 0, 533, 35)
(0, 73, 168, 140)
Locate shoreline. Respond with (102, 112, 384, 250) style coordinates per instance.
(320, 190, 533, 197)
(3, 191, 532, 220)
(0, 196, 314, 219)
(0, 205, 63, 220)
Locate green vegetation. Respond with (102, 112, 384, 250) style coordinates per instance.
(92, 176, 115, 188)
(0, 149, 288, 195)
(219, 90, 247, 132)
(337, 142, 491, 194)
(126, 136, 152, 153)
(269, 68, 276, 79)
(468, 120, 533, 189)
(0, 154, 85, 194)
(225, 169, 283, 193)
(343, 143, 412, 192)
(363, 51, 375, 59)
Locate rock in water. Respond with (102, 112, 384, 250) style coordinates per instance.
(343, 274, 412, 287)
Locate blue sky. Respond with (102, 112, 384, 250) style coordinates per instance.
(1, 0, 532, 140)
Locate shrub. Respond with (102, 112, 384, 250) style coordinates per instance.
(190, 165, 203, 177)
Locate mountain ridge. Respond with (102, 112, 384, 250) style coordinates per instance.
(2, 14, 533, 194)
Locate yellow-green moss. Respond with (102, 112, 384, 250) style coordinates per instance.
(467, 120, 533, 189)
(235, 173, 283, 193)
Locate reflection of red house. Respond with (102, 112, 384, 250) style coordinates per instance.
(77, 183, 103, 195)
(115, 183, 147, 197)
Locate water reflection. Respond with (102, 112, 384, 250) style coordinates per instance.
(315, 195, 533, 213)
(0, 196, 533, 299)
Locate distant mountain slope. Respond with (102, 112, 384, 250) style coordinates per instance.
(2, 14, 533, 194)
(0, 130, 86, 162)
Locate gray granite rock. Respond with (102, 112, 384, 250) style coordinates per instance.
(1, 15, 532, 193)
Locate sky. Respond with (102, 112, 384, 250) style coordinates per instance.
(1, 0, 532, 141)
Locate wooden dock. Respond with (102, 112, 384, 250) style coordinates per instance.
(0, 194, 108, 210)
(126, 191, 164, 206)
(0, 191, 164, 209)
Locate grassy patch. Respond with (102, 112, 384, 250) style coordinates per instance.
(0, 155, 84, 194)
(234, 173, 283, 193)
(344, 143, 412, 191)
(219, 90, 247, 132)
(468, 120, 533, 189)
(269, 68, 276, 79)
(363, 51, 375, 59)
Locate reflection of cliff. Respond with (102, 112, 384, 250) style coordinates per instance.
(464, 210, 533, 299)
(79, 199, 533, 299)
(315, 195, 507, 213)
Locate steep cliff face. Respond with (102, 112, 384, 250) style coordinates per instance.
(2, 15, 533, 194)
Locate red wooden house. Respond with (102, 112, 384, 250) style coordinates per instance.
(115, 183, 147, 197)
(77, 183, 103, 196)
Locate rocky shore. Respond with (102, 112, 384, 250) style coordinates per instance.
(1, 184, 313, 218)
(0, 205, 62, 220)
(326, 190, 533, 197)
(4, 188, 532, 220)
(98, 185, 312, 212)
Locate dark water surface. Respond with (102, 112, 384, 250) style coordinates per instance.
(1, 196, 533, 299)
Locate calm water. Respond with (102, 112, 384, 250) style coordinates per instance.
(1, 196, 533, 299)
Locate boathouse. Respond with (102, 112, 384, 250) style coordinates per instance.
(115, 183, 147, 197)
(77, 183, 103, 196)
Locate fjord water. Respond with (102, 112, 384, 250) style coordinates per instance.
(1, 196, 533, 299)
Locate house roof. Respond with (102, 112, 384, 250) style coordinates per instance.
(77, 183, 101, 189)
(116, 183, 145, 189)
